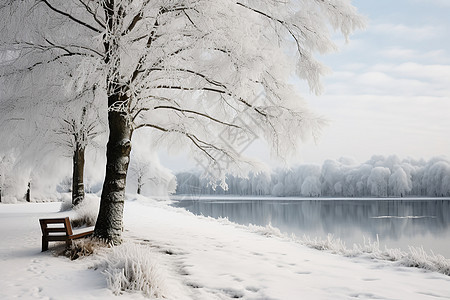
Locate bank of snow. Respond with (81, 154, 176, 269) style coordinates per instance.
(1, 196, 450, 299)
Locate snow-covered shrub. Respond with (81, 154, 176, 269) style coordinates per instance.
(1, 195, 18, 203)
(401, 247, 450, 276)
(30, 190, 60, 202)
(301, 234, 349, 254)
(99, 243, 167, 298)
(57, 176, 72, 193)
(249, 223, 284, 238)
(59, 194, 73, 211)
(298, 234, 450, 276)
(71, 195, 100, 228)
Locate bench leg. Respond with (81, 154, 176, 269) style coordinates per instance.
(41, 236, 48, 252)
(66, 239, 72, 249)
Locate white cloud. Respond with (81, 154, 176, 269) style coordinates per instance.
(371, 63, 450, 91)
(371, 23, 441, 40)
(340, 63, 367, 71)
(391, 63, 450, 80)
(381, 48, 417, 59)
(302, 93, 450, 164)
(323, 61, 450, 98)
(326, 70, 432, 97)
(380, 48, 449, 63)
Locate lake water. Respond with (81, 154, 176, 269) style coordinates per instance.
(172, 196, 450, 258)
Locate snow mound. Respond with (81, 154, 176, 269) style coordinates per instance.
(71, 195, 100, 227)
(98, 243, 167, 298)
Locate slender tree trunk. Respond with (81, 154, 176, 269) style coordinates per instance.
(137, 176, 142, 195)
(26, 182, 30, 202)
(72, 144, 85, 206)
(94, 108, 132, 244)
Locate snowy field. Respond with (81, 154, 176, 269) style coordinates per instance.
(1, 196, 450, 299)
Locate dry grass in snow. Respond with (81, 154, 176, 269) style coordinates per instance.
(96, 242, 167, 298)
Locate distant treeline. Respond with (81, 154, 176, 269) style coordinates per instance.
(175, 155, 450, 197)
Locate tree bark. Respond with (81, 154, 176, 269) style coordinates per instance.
(94, 108, 132, 245)
(72, 144, 85, 206)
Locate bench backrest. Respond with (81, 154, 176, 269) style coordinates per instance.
(39, 217, 73, 237)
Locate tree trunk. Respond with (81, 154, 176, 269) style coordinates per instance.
(26, 182, 30, 202)
(95, 1, 133, 244)
(137, 176, 142, 195)
(94, 109, 132, 245)
(72, 144, 85, 206)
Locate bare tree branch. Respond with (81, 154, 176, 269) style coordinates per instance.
(236, 2, 308, 57)
(40, 0, 103, 34)
(153, 105, 240, 129)
(152, 85, 268, 118)
(134, 123, 232, 162)
(77, 0, 106, 29)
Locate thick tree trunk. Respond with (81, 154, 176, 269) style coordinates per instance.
(72, 144, 85, 206)
(95, 1, 133, 244)
(94, 109, 132, 244)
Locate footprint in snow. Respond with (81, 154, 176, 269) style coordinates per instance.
(296, 271, 312, 275)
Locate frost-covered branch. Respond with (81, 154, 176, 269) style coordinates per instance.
(153, 106, 240, 129)
(77, 0, 106, 29)
(40, 0, 103, 33)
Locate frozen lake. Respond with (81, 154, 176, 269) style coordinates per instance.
(172, 196, 450, 258)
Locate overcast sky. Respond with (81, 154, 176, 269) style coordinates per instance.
(160, 0, 450, 171)
(293, 0, 450, 165)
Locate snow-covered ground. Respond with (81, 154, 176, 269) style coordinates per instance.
(1, 196, 450, 299)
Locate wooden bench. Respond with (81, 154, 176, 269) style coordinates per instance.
(39, 217, 94, 252)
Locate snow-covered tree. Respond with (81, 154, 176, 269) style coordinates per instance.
(175, 172, 201, 195)
(0, 0, 364, 243)
(321, 160, 342, 196)
(253, 172, 271, 195)
(129, 159, 150, 195)
(389, 167, 411, 197)
(301, 175, 321, 197)
(272, 182, 285, 197)
(425, 160, 450, 197)
(175, 156, 450, 198)
(368, 167, 391, 197)
(54, 103, 104, 206)
(0, 153, 15, 202)
(129, 156, 176, 196)
(0, 72, 104, 206)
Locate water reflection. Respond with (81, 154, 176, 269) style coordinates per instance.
(173, 198, 450, 258)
